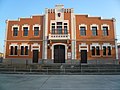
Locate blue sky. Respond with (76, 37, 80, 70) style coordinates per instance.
(0, 0, 120, 53)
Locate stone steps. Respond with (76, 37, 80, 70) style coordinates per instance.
(0, 64, 120, 74)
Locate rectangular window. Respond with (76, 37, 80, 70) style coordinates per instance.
(96, 46, 100, 55)
(103, 46, 106, 55)
(57, 26, 62, 34)
(57, 22, 62, 34)
(25, 46, 28, 55)
(80, 27, 86, 36)
(92, 27, 97, 36)
(64, 23, 67, 25)
(23, 27, 28, 36)
(52, 26, 55, 34)
(52, 23, 55, 25)
(21, 46, 24, 55)
(13, 27, 18, 36)
(108, 46, 111, 55)
(92, 46, 95, 55)
(10, 46, 14, 55)
(57, 22, 62, 25)
(103, 27, 108, 36)
(15, 46, 18, 55)
(34, 27, 39, 36)
(64, 26, 68, 34)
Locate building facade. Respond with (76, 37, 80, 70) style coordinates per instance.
(4, 5, 118, 64)
(0, 52, 3, 58)
(118, 43, 120, 61)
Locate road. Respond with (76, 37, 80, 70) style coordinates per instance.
(0, 74, 120, 90)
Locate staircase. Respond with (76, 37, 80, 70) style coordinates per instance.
(0, 63, 120, 75)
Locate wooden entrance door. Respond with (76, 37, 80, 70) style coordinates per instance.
(33, 50, 38, 63)
(81, 50, 87, 63)
(54, 45, 65, 63)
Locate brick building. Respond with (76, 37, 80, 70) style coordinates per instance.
(4, 5, 118, 64)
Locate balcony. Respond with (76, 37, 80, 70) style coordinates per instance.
(49, 34, 70, 40)
(48, 29, 70, 40)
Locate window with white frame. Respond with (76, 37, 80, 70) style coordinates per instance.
(57, 22, 62, 34)
(103, 46, 106, 55)
(33, 24, 40, 36)
(91, 24, 98, 36)
(108, 46, 111, 55)
(22, 24, 29, 36)
(10, 46, 14, 55)
(15, 46, 18, 55)
(102, 43, 112, 56)
(80, 27, 86, 36)
(10, 45, 18, 55)
(51, 21, 68, 34)
(23, 27, 28, 36)
(96, 46, 100, 55)
(64, 23, 68, 34)
(25, 46, 29, 55)
(79, 24, 87, 36)
(13, 27, 18, 36)
(51, 23, 55, 34)
(92, 27, 97, 36)
(91, 43, 100, 56)
(20, 45, 29, 55)
(103, 46, 111, 56)
(91, 46, 100, 56)
(34, 27, 39, 36)
(101, 24, 109, 36)
(21, 46, 24, 55)
(92, 46, 95, 55)
(103, 26, 109, 36)
(12, 25, 19, 36)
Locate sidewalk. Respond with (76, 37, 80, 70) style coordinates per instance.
(0, 74, 120, 90)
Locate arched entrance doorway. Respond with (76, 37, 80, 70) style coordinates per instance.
(54, 45, 65, 63)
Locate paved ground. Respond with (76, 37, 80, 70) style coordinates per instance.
(0, 74, 120, 90)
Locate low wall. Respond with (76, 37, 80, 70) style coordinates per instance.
(3, 58, 119, 65)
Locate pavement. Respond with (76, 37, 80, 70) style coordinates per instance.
(0, 74, 120, 90)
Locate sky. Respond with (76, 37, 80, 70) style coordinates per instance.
(0, 0, 120, 53)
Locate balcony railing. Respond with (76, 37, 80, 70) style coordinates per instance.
(49, 34, 70, 40)
(48, 29, 70, 40)
(51, 29, 68, 34)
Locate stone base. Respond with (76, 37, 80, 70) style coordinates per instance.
(3, 58, 119, 65)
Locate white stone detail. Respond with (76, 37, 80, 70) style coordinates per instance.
(31, 43, 40, 52)
(79, 24, 87, 30)
(90, 43, 101, 50)
(43, 9, 48, 59)
(33, 24, 41, 31)
(22, 24, 30, 30)
(90, 24, 99, 30)
(79, 43, 88, 52)
(4, 20, 9, 58)
(50, 20, 69, 32)
(20, 43, 29, 49)
(55, 4, 64, 20)
(9, 43, 19, 49)
(102, 43, 112, 50)
(101, 24, 110, 30)
(49, 34, 70, 40)
(51, 43, 67, 59)
(12, 24, 19, 31)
